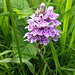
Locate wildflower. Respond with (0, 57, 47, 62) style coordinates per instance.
(23, 3, 61, 46)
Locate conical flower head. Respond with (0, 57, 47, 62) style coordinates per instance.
(23, 3, 61, 46)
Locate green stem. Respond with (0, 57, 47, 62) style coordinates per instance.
(37, 44, 42, 75)
(6, 0, 25, 75)
(39, 54, 42, 75)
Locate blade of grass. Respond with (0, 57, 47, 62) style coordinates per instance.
(43, 47, 46, 55)
(2, 0, 9, 26)
(0, 44, 9, 49)
(67, 28, 75, 52)
(60, 0, 64, 12)
(56, 0, 61, 11)
(50, 41, 62, 75)
(42, 63, 47, 75)
(0, 50, 14, 56)
(56, 0, 61, 4)
(69, 27, 75, 48)
(6, 0, 25, 75)
(1, 0, 11, 75)
(61, 67, 75, 72)
(42, 0, 46, 3)
(73, 71, 75, 75)
(0, 55, 11, 75)
(0, 12, 32, 17)
(2, 0, 11, 46)
(61, 0, 72, 50)
(40, 53, 52, 74)
(0, 58, 34, 74)
(46, 0, 51, 7)
(67, 16, 75, 36)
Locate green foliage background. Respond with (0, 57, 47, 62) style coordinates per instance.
(0, 0, 75, 75)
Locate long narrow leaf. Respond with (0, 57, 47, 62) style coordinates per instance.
(0, 50, 14, 56)
(0, 12, 32, 17)
(61, 0, 72, 50)
(50, 41, 62, 75)
(0, 58, 34, 74)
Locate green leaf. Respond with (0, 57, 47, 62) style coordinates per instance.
(21, 52, 38, 59)
(0, 0, 33, 17)
(67, 16, 75, 36)
(10, 0, 32, 10)
(73, 71, 75, 75)
(56, 0, 61, 4)
(61, 0, 73, 50)
(10, 0, 33, 18)
(0, 58, 34, 74)
(69, 28, 75, 48)
(0, 44, 9, 49)
(0, 12, 32, 17)
(12, 25, 37, 60)
(50, 41, 62, 75)
(67, 28, 75, 52)
(0, 0, 3, 8)
(61, 67, 75, 72)
(13, 8, 33, 19)
(0, 50, 14, 56)
(43, 63, 47, 75)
